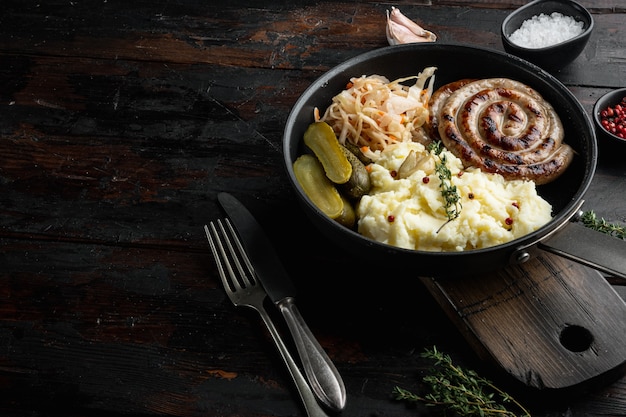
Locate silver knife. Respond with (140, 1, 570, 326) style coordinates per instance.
(217, 192, 347, 412)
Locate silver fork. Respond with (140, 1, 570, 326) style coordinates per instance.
(204, 219, 332, 417)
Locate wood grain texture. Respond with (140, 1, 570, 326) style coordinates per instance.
(422, 253, 626, 390)
(0, 1, 625, 416)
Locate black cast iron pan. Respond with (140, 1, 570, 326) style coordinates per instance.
(283, 43, 626, 279)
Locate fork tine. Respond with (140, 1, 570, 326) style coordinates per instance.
(204, 221, 240, 293)
(219, 218, 257, 289)
(205, 219, 257, 293)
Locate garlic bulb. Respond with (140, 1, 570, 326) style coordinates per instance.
(386, 7, 437, 45)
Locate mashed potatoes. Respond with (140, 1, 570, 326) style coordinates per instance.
(357, 142, 552, 251)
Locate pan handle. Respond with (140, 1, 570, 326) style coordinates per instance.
(538, 221, 626, 279)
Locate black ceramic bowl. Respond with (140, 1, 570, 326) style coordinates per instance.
(501, 0, 593, 71)
(282, 43, 596, 277)
(593, 87, 626, 145)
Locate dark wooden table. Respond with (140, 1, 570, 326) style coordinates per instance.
(1, 1, 625, 416)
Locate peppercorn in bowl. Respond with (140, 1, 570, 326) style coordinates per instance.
(501, 0, 593, 71)
(593, 88, 626, 145)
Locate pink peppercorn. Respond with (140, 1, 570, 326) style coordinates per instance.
(600, 96, 626, 139)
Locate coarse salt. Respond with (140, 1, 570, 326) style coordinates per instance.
(509, 12, 584, 49)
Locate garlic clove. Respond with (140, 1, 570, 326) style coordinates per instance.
(386, 6, 437, 45)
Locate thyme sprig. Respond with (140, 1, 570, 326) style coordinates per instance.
(581, 210, 626, 240)
(393, 346, 531, 417)
(428, 141, 461, 229)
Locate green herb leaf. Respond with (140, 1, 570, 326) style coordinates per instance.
(393, 346, 531, 417)
(581, 210, 626, 239)
(427, 141, 462, 227)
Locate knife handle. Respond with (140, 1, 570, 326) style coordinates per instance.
(255, 302, 332, 417)
(277, 297, 347, 412)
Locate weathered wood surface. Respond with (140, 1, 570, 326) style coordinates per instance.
(1, 1, 625, 416)
(423, 253, 626, 390)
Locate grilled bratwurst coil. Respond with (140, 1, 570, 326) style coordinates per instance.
(436, 78, 574, 185)
(427, 78, 476, 140)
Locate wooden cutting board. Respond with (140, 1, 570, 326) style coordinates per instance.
(421, 252, 626, 390)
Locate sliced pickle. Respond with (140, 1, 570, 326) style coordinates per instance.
(293, 154, 344, 219)
(343, 141, 372, 165)
(335, 194, 356, 228)
(340, 145, 371, 200)
(303, 121, 352, 184)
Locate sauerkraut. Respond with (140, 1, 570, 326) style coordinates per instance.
(319, 67, 436, 160)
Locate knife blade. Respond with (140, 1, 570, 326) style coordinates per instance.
(217, 192, 346, 412)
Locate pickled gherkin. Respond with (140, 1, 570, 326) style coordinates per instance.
(293, 154, 344, 220)
(303, 121, 352, 184)
(340, 145, 371, 200)
(335, 194, 356, 228)
(343, 141, 372, 165)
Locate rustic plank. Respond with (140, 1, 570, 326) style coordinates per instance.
(1, 1, 625, 416)
(0, 236, 471, 416)
(0, 2, 624, 87)
(422, 253, 626, 390)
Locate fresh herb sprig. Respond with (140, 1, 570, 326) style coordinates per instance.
(428, 141, 461, 228)
(393, 346, 531, 417)
(581, 210, 626, 239)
